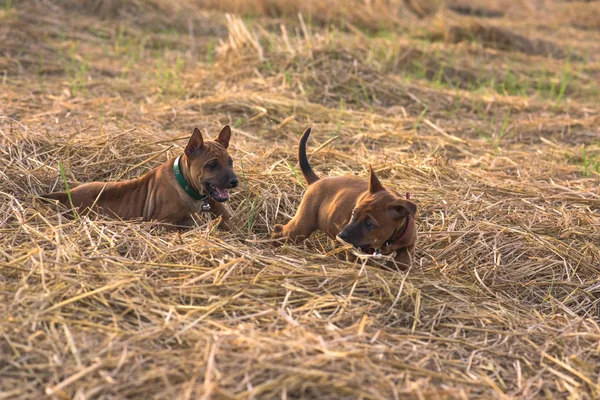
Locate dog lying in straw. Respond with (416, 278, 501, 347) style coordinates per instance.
(43, 126, 237, 228)
(272, 127, 417, 267)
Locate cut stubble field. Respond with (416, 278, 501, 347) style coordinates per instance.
(1, 0, 600, 398)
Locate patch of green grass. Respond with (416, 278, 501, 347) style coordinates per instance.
(120, 58, 135, 80)
(113, 27, 146, 63)
(284, 71, 292, 86)
(534, 62, 573, 103)
(359, 80, 370, 103)
(414, 104, 428, 132)
(262, 58, 274, 73)
(88, 26, 110, 40)
(477, 109, 511, 155)
(115, 26, 127, 53)
(284, 159, 306, 189)
(206, 37, 216, 63)
(453, 87, 461, 113)
(411, 59, 428, 81)
(433, 61, 445, 88)
(497, 109, 511, 149)
(328, 26, 338, 52)
(233, 117, 244, 129)
(366, 29, 395, 40)
(242, 15, 256, 27)
(491, 65, 527, 97)
(64, 43, 89, 96)
(476, 125, 492, 148)
(3, 0, 15, 11)
(581, 146, 600, 177)
(502, 68, 517, 95)
(555, 71, 571, 104)
(206, 37, 216, 77)
(58, 161, 78, 219)
(156, 52, 184, 95)
(536, 67, 548, 98)
(338, 4, 347, 32)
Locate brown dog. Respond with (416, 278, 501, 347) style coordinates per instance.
(272, 127, 417, 266)
(42, 126, 238, 228)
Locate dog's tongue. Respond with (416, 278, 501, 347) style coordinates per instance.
(215, 187, 229, 199)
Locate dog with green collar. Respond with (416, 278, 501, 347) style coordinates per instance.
(42, 126, 238, 228)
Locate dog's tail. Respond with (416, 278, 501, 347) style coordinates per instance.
(40, 192, 69, 205)
(298, 127, 319, 185)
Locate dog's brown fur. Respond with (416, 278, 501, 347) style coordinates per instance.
(272, 127, 417, 267)
(42, 126, 238, 228)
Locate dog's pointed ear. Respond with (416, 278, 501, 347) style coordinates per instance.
(214, 125, 231, 149)
(368, 165, 385, 193)
(185, 127, 204, 157)
(389, 199, 417, 220)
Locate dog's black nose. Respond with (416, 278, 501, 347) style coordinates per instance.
(338, 231, 349, 241)
(230, 178, 239, 188)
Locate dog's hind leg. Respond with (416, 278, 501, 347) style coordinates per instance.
(272, 195, 319, 243)
(272, 218, 316, 243)
(272, 204, 319, 243)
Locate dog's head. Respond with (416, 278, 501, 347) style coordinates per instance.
(183, 125, 238, 202)
(337, 166, 416, 252)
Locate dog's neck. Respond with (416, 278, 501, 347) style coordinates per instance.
(179, 155, 205, 195)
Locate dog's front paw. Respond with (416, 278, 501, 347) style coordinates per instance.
(271, 224, 287, 244)
(218, 218, 232, 231)
(272, 224, 284, 237)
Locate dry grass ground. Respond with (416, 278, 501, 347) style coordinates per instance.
(1, 0, 600, 398)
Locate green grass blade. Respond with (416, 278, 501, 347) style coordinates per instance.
(58, 161, 78, 219)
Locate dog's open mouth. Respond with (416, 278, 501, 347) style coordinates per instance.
(205, 183, 230, 202)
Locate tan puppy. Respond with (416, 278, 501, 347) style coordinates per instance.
(272, 127, 417, 266)
(42, 126, 238, 228)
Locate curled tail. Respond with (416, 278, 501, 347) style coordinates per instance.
(298, 127, 319, 185)
(41, 192, 69, 205)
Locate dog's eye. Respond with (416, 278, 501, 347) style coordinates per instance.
(228, 159, 233, 167)
(364, 220, 375, 230)
(208, 162, 218, 169)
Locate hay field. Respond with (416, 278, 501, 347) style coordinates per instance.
(1, 0, 600, 398)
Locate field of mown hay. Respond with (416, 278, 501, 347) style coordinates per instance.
(1, 0, 600, 398)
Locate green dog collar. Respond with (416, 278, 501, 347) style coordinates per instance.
(173, 155, 209, 201)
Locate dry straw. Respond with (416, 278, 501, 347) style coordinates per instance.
(1, 0, 600, 398)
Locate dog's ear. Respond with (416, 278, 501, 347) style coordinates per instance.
(185, 127, 204, 157)
(215, 125, 231, 149)
(389, 199, 417, 220)
(368, 164, 385, 193)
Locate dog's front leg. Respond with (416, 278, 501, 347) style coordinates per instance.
(394, 244, 414, 270)
(175, 215, 196, 229)
(209, 200, 232, 230)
